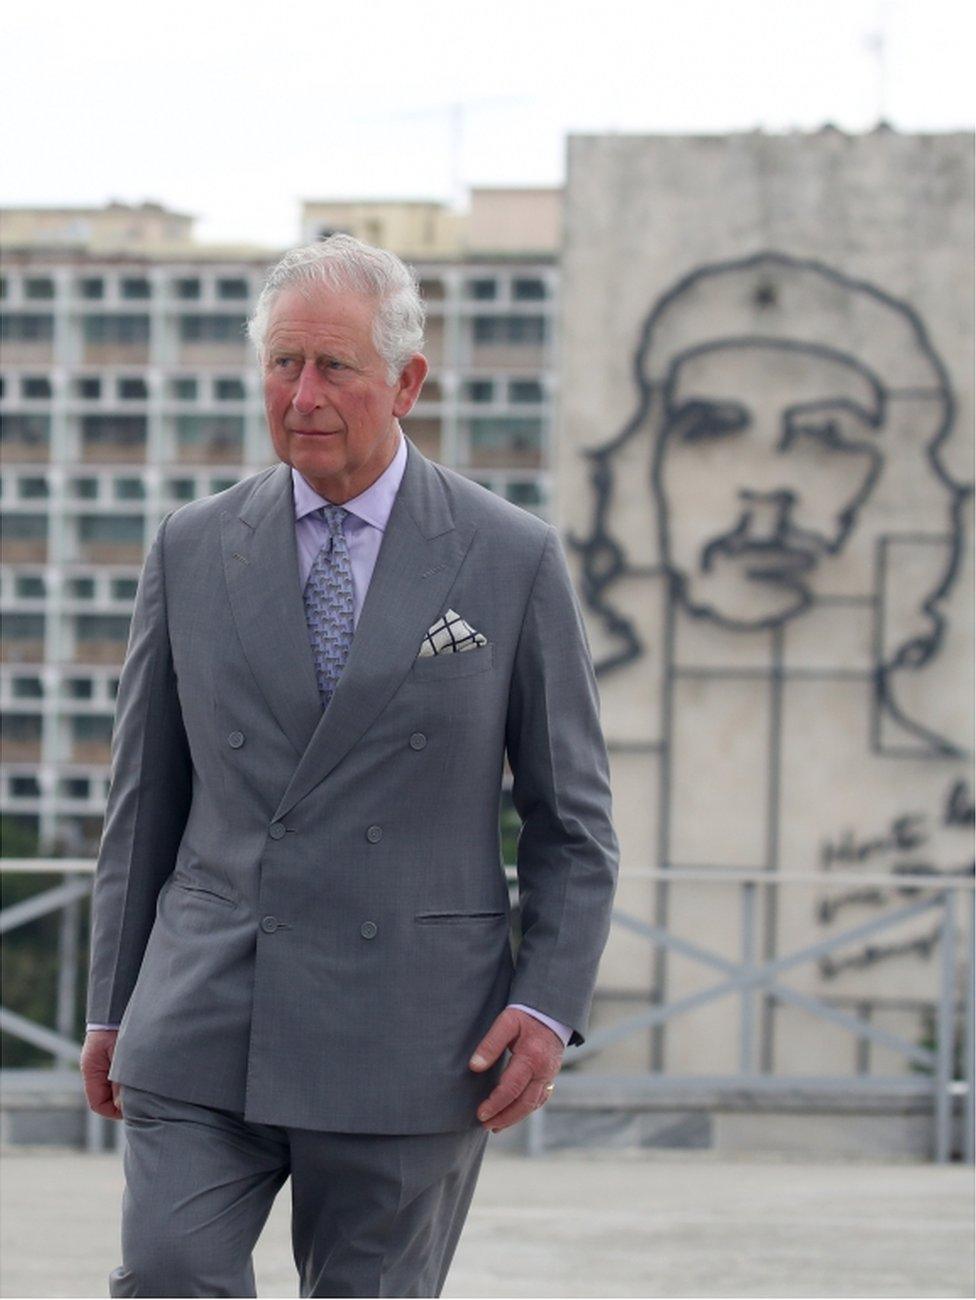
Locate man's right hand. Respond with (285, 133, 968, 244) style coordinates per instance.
(80, 1029, 122, 1120)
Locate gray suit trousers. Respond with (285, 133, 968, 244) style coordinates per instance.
(109, 1086, 488, 1298)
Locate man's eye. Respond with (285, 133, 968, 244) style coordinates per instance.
(674, 401, 748, 442)
(325, 359, 346, 371)
(791, 418, 845, 447)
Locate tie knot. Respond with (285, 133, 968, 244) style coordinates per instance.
(317, 503, 348, 537)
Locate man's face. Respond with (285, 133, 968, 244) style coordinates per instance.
(263, 285, 427, 503)
(655, 343, 883, 628)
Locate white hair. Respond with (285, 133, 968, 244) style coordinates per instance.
(247, 234, 426, 383)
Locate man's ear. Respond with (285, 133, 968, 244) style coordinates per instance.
(392, 354, 429, 419)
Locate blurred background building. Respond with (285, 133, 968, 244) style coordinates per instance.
(0, 189, 558, 854)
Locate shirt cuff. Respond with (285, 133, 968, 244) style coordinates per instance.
(507, 1003, 573, 1046)
(86, 1023, 120, 1031)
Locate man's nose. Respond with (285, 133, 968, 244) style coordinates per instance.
(738, 489, 795, 539)
(291, 363, 324, 414)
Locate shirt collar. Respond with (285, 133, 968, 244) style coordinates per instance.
(291, 429, 407, 532)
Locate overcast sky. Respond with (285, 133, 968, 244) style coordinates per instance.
(2, 0, 973, 248)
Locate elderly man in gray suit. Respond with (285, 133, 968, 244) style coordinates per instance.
(80, 234, 618, 1298)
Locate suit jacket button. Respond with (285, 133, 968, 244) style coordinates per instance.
(261, 916, 279, 933)
(366, 825, 383, 843)
(409, 732, 427, 750)
(228, 731, 245, 748)
(360, 920, 378, 939)
(269, 822, 286, 840)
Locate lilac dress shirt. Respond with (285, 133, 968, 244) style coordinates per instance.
(89, 429, 570, 1047)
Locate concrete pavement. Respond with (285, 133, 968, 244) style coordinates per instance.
(0, 1146, 972, 1297)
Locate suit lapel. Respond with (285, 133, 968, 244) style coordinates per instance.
(221, 461, 322, 759)
(222, 439, 477, 822)
(273, 437, 477, 819)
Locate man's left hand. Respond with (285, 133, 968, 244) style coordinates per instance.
(468, 1007, 564, 1132)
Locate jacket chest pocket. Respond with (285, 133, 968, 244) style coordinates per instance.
(409, 642, 495, 682)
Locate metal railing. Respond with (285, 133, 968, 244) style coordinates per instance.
(1, 859, 111, 1149)
(539, 868, 975, 1163)
(1, 860, 973, 1161)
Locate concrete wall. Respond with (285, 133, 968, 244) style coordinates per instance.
(300, 200, 464, 258)
(1, 203, 194, 251)
(467, 187, 561, 254)
(557, 130, 974, 1083)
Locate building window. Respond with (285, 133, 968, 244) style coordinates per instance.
(214, 377, 245, 401)
(113, 477, 145, 501)
(111, 577, 139, 600)
(67, 576, 96, 598)
(211, 477, 238, 493)
(472, 315, 546, 344)
(121, 277, 151, 300)
(12, 676, 43, 698)
(0, 514, 47, 541)
(70, 477, 99, 499)
(2, 713, 42, 741)
(79, 277, 104, 300)
(75, 377, 101, 399)
(0, 277, 7, 299)
(24, 278, 55, 300)
(469, 417, 543, 456)
(81, 415, 147, 450)
(505, 480, 543, 506)
(419, 278, 446, 301)
(22, 376, 52, 399)
(118, 377, 148, 400)
(168, 478, 196, 500)
(467, 279, 497, 300)
(83, 315, 150, 345)
(179, 315, 247, 343)
(512, 278, 547, 301)
(14, 574, 45, 597)
(1, 414, 50, 449)
(464, 380, 494, 403)
(10, 776, 41, 798)
(0, 314, 55, 342)
(173, 278, 201, 300)
(78, 516, 143, 545)
(3, 613, 45, 639)
(18, 477, 49, 500)
(75, 617, 132, 645)
(170, 377, 198, 400)
(508, 379, 543, 403)
(71, 715, 114, 743)
(65, 677, 94, 699)
(175, 415, 244, 450)
(61, 777, 92, 799)
(216, 278, 248, 300)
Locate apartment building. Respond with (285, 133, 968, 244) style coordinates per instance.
(0, 193, 559, 851)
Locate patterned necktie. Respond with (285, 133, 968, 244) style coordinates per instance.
(302, 503, 354, 708)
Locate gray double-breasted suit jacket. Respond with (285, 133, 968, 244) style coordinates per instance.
(86, 435, 619, 1134)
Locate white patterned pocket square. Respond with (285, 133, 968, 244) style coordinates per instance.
(418, 608, 488, 658)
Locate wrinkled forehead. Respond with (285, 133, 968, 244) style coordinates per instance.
(263, 284, 382, 364)
(667, 340, 882, 417)
(265, 283, 379, 339)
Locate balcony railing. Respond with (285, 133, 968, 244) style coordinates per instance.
(0, 861, 972, 1160)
